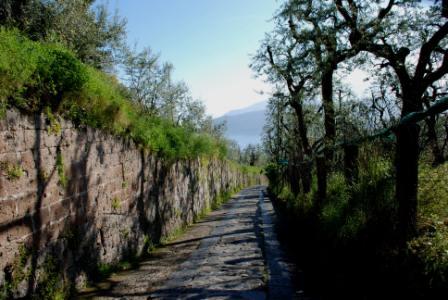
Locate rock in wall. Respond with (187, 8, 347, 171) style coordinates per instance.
(0, 110, 260, 297)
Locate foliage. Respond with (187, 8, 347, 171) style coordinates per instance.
(264, 163, 283, 194)
(111, 196, 121, 211)
(122, 46, 221, 137)
(408, 162, 448, 287)
(211, 190, 232, 210)
(45, 106, 61, 135)
(0, 28, 88, 112)
(143, 234, 156, 255)
(33, 256, 67, 300)
(0, 28, 227, 160)
(160, 225, 189, 245)
(0, 0, 127, 70)
(239, 144, 266, 166)
(0, 161, 24, 181)
(96, 259, 138, 282)
(320, 173, 351, 232)
(56, 150, 67, 188)
(256, 0, 448, 294)
(0, 244, 31, 300)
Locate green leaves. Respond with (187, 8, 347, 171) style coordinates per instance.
(0, 0, 127, 70)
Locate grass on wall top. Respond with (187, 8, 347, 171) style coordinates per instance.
(0, 28, 226, 161)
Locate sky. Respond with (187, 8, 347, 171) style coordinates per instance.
(105, 0, 279, 117)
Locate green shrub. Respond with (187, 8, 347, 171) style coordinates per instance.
(1, 162, 24, 181)
(33, 256, 68, 300)
(0, 28, 88, 113)
(278, 185, 294, 203)
(320, 173, 350, 230)
(409, 162, 448, 287)
(111, 196, 121, 211)
(0, 28, 40, 111)
(418, 163, 448, 220)
(0, 244, 31, 299)
(34, 47, 87, 110)
(56, 151, 67, 188)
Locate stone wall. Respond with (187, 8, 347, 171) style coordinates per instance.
(0, 110, 259, 297)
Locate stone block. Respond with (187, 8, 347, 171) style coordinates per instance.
(40, 187, 53, 208)
(5, 215, 33, 242)
(0, 198, 17, 224)
(0, 131, 16, 154)
(20, 150, 36, 172)
(38, 206, 51, 228)
(70, 195, 87, 216)
(36, 147, 57, 169)
(0, 117, 7, 131)
(0, 173, 33, 198)
(5, 110, 21, 128)
(42, 131, 63, 148)
(50, 199, 70, 224)
(40, 177, 62, 207)
(16, 192, 37, 217)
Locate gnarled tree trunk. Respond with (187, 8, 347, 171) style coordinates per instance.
(317, 67, 336, 203)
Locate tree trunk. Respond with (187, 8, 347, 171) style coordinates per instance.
(318, 67, 336, 204)
(322, 68, 336, 163)
(316, 156, 327, 207)
(291, 101, 313, 194)
(289, 164, 301, 195)
(396, 93, 421, 241)
(301, 162, 312, 193)
(396, 123, 419, 240)
(291, 100, 312, 155)
(443, 0, 448, 18)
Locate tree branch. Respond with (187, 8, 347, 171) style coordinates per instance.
(335, 0, 355, 27)
(377, 0, 394, 20)
(424, 51, 448, 85)
(364, 43, 411, 85)
(443, 0, 448, 18)
(415, 21, 448, 81)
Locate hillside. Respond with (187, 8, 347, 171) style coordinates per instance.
(214, 101, 267, 147)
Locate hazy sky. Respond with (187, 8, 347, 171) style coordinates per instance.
(106, 0, 278, 117)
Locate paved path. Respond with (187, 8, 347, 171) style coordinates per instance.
(78, 186, 296, 300)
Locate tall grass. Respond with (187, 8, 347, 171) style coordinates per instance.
(269, 143, 448, 292)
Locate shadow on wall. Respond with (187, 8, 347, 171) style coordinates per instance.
(0, 110, 256, 298)
(0, 112, 104, 298)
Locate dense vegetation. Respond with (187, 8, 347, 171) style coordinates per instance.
(252, 0, 448, 296)
(0, 0, 230, 160)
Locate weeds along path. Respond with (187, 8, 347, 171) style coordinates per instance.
(78, 187, 296, 300)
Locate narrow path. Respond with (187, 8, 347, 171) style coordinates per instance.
(259, 189, 296, 300)
(78, 186, 296, 299)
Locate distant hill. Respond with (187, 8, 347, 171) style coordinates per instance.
(214, 101, 267, 148)
(224, 101, 267, 116)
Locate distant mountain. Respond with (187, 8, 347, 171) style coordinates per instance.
(224, 101, 267, 117)
(214, 101, 267, 148)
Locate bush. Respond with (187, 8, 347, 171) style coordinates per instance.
(35, 47, 87, 109)
(0, 28, 88, 112)
(320, 173, 350, 231)
(0, 28, 40, 113)
(408, 162, 448, 287)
